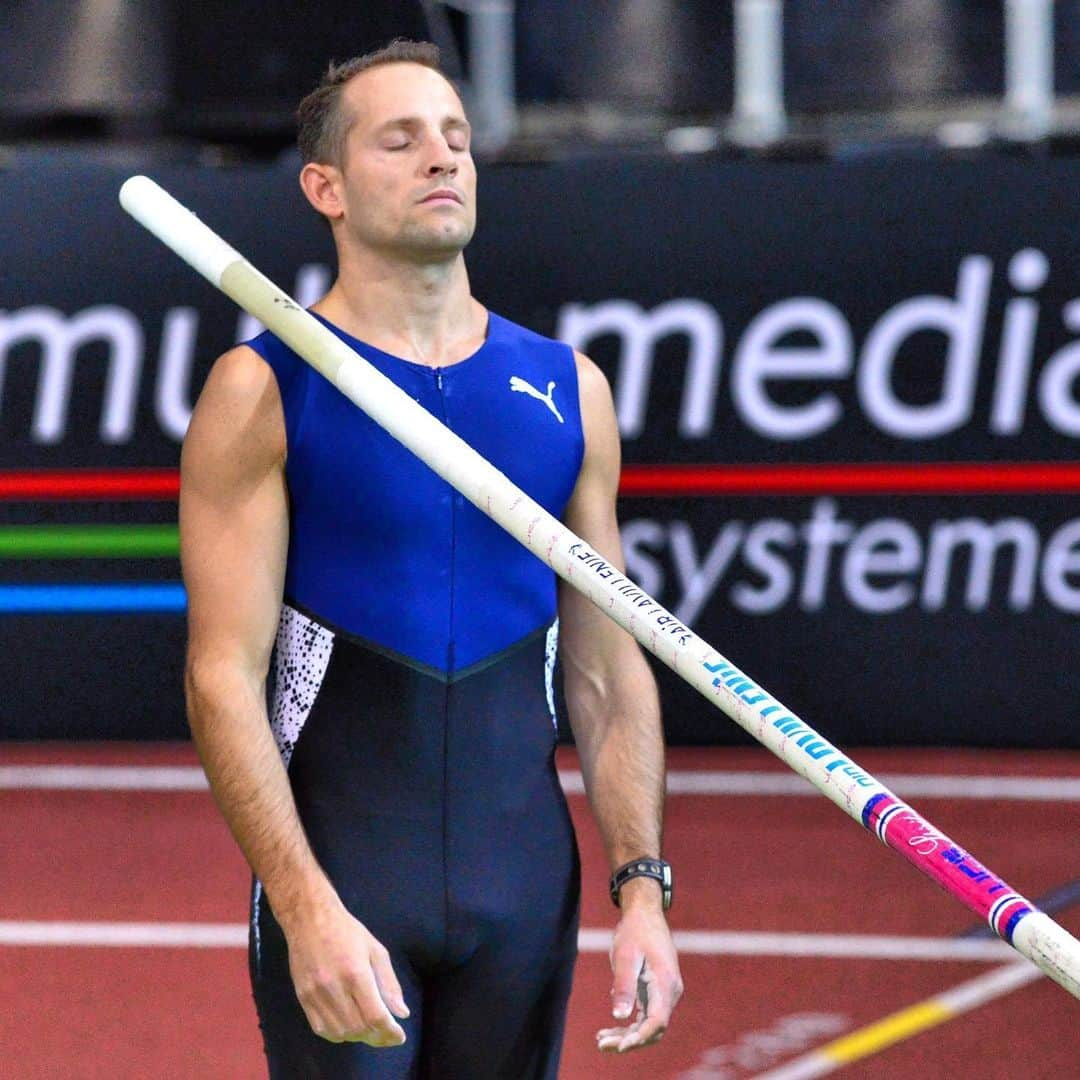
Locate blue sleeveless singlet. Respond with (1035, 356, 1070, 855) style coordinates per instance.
(251, 310, 583, 675)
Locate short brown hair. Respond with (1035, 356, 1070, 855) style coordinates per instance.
(297, 40, 447, 167)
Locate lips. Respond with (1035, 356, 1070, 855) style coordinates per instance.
(420, 189, 463, 205)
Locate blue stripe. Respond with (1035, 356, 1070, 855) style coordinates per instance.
(875, 803, 904, 844)
(861, 792, 890, 830)
(958, 879, 1073, 939)
(989, 893, 1021, 931)
(1002, 905, 1033, 945)
(0, 584, 187, 613)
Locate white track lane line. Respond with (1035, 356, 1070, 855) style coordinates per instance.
(0, 765, 208, 790)
(0, 922, 247, 947)
(588, 931, 1012, 961)
(1, 765, 1078, 800)
(0, 922, 1014, 961)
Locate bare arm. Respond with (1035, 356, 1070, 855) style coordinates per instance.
(182, 345, 316, 920)
(560, 354, 665, 885)
(181, 346, 407, 1046)
(559, 351, 683, 1053)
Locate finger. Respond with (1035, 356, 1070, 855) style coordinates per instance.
(616, 975, 670, 1052)
(596, 1026, 629, 1053)
(302, 991, 350, 1044)
(346, 997, 407, 1047)
(305, 1012, 345, 1043)
(609, 942, 643, 1020)
(616, 1013, 667, 1052)
(370, 944, 411, 1019)
(340, 1009, 406, 1047)
(297, 970, 366, 1044)
(351, 1019, 406, 1049)
(596, 1025, 629, 1042)
(346, 970, 407, 1047)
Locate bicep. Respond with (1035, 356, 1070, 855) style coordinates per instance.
(180, 346, 289, 680)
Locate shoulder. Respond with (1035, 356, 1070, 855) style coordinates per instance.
(185, 345, 286, 467)
(199, 344, 280, 412)
(571, 350, 616, 426)
(572, 349, 611, 398)
(486, 310, 576, 360)
(569, 350, 620, 486)
(242, 326, 307, 379)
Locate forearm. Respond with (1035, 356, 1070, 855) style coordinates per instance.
(187, 654, 410, 1045)
(185, 656, 338, 930)
(570, 654, 666, 875)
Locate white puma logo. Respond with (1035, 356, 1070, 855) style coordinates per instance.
(509, 376, 564, 424)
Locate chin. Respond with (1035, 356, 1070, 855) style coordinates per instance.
(400, 224, 474, 258)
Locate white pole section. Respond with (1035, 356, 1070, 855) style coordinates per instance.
(732, 0, 787, 145)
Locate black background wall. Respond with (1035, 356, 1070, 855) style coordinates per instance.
(1, 151, 1077, 745)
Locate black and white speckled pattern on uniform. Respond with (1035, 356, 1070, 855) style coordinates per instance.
(270, 604, 334, 768)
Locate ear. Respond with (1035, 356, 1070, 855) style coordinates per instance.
(299, 162, 345, 221)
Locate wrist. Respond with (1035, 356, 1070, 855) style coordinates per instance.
(609, 857, 673, 911)
(616, 874, 665, 912)
(267, 872, 341, 935)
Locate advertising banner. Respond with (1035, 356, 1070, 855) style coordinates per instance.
(0, 153, 1076, 743)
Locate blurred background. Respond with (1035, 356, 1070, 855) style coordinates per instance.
(1, 0, 1077, 746)
(2, 6, 1079, 1080)
(2, 0, 1078, 151)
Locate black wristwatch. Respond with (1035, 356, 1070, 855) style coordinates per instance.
(609, 858, 673, 911)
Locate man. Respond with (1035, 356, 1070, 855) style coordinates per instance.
(181, 39, 682, 1078)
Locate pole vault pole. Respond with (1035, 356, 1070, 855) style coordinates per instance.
(119, 175, 1080, 1002)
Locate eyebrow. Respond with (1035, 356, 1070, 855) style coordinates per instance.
(374, 115, 471, 134)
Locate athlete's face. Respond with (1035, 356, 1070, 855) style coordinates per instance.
(336, 63, 476, 260)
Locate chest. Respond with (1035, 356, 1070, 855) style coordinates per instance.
(285, 340, 584, 530)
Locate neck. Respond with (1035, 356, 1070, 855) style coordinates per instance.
(312, 243, 484, 366)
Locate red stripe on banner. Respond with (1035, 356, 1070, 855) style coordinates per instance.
(0, 470, 180, 501)
(618, 462, 1080, 497)
(2, 463, 1075, 501)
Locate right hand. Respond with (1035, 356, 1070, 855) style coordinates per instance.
(284, 897, 411, 1046)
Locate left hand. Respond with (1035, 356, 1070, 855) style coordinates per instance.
(596, 887, 683, 1053)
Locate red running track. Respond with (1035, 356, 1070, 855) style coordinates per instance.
(1, 744, 1078, 1079)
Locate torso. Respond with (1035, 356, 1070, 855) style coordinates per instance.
(245, 309, 585, 983)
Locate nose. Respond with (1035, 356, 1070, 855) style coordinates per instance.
(424, 134, 458, 177)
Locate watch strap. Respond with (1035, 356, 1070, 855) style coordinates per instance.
(609, 858, 673, 910)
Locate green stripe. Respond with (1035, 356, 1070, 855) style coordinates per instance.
(0, 525, 179, 558)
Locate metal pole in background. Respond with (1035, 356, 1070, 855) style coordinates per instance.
(1001, 0, 1056, 140)
(433, 0, 517, 153)
(730, 0, 787, 146)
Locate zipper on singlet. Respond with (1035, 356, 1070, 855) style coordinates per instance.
(434, 363, 454, 962)
(433, 367, 456, 673)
